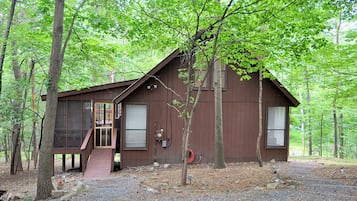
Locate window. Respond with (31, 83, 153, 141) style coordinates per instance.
(193, 68, 208, 88)
(214, 60, 227, 89)
(267, 107, 286, 147)
(125, 104, 147, 148)
(193, 60, 226, 89)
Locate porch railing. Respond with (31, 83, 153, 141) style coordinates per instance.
(80, 128, 94, 174)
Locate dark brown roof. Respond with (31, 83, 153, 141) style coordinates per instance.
(271, 79, 300, 107)
(41, 79, 136, 101)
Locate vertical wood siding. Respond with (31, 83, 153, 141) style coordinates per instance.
(121, 57, 293, 167)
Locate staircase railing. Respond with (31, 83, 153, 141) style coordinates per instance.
(80, 128, 94, 174)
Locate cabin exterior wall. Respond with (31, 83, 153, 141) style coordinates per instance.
(120, 57, 292, 168)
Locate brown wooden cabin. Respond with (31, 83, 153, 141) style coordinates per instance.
(42, 49, 299, 174)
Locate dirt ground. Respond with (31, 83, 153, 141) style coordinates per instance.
(0, 158, 357, 200)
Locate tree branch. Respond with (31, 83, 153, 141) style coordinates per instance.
(61, 0, 87, 59)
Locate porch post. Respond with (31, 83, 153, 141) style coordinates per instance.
(79, 154, 82, 171)
(52, 154, 55, 176)
(62, 154, 66, 172)
(71, 154, 75, 168)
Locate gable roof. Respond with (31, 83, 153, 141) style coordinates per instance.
(113, 48, 299, 107)
(41, 79, 136, 101)
(113, 49, 180, 103)
(271, 79, 300, 107)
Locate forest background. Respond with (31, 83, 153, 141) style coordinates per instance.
(0, 0, 356, 173)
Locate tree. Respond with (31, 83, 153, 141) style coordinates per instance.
(256, 70, 263, 167)
(125, 0, 334, 182)
(36, 0, 65, 198)
(0, 0, 17, 96)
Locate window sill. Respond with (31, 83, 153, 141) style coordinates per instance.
(266, 146, 287, 150)
(123, 147, 148, 151)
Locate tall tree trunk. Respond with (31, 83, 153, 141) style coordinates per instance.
(3, 133, 9, 162)
(214, 60, 225, 169)
(332, 11, 341, 159)
(181, 120, 190, 185)
(339, 113, 344, 159)
(30, 59, 38, 168)
(333, 96, 338, 158)
(0, 0, 17, 96)
(299, 92, 306, 156)
(36, 0, 64, 199)
(10, 41, 23, 174)
(11, 124, 22, 174)
(319, 114, 323, 157)
(304, 68, 312, 156)
(256, 70, 263, 167)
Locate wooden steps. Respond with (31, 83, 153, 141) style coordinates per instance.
(84, 148, 112, 179)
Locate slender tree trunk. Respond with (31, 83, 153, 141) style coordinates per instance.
(181, 121, 190, 185)
(30, 59, 39, 168)
(339, 113, 344, 159)
(10, 41, 23, 174)
(214, 60, 225, 169)
(333, 12, 343, 158)
(11, 124, 22, 174)
(3, 134, 9, 163)
(256, 70, 263, 166)
(333, 96, 338, 158)
(304, 68, 312, 156)
(299, 92, 306, 156)
(36, 0, 64, 199)
(0, 0, 17, 96)
(319, 114, 323, 157)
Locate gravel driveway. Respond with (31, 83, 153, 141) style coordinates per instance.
(66, 161, 357, 201)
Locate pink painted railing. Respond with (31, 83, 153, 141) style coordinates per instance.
(80, 128, 94, 174)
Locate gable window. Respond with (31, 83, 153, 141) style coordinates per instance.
(193, 60, 226, 89)
(214, 60, 227, 89)
(125, 104, 147, 149)
(267, 107, 286, 147)
(193, 68, 209, 88)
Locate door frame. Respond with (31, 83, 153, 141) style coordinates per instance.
(94, 102, 114, 148)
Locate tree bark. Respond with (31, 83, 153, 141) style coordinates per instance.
(214, 60, 225, 169)
(36, 0, 64, 199)
(304, 68, 312, 156)
(10, 41, 23, 174)
(319, 114, 323, 157)
(30, 59, 39, 168)
(3, 133, 9, 163)
(298, 92, 306, 156)
(0, 0, 17, 96)
(256, 70, 263, 167)
(333, 95, 338, 158)
(339, 113, 344, 159)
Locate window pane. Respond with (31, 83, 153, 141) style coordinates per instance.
(194, 69, 208, 88)
(268, 107, 286, 129)
(126, 105, 147, 129)
(125, 130, 146, 147)
(125, 105, 147, 148)
(267, 107, 286, 147)
(267, 130, 285, 146)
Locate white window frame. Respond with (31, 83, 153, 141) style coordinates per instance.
(124, 104, 147, 149)
(267, 106, 286, 148)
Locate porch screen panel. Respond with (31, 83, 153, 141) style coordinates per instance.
(54, 101, 66, 147)
(82, 101, 92, 141)
(125, 105, 147, 148)
(267, 107, 286, 147)
(67, 101, 82, 147)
